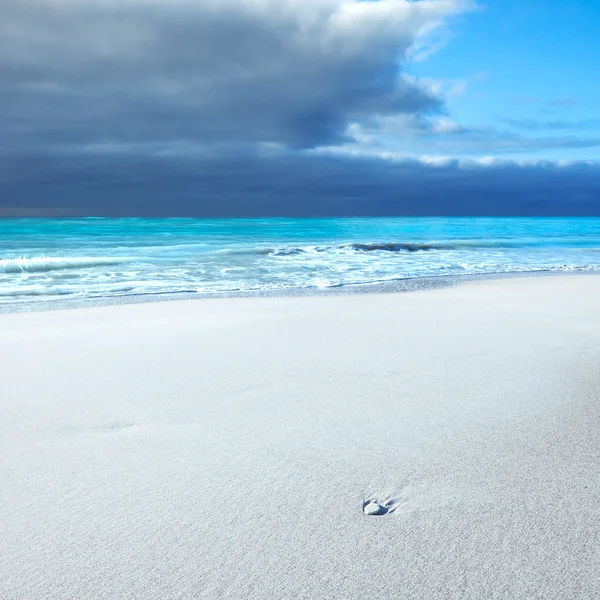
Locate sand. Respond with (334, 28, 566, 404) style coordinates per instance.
(1, 275, 600, 599)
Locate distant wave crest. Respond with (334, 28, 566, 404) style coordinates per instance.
(0, 256, 126, 273)
(342, 242, 439, 252)
(217, 239, 529, 257)
(340, 240, 546, 252)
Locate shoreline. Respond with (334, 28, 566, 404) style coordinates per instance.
(2, 267, 599, 315)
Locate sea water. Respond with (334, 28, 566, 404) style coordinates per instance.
(1, 217, 600, 311)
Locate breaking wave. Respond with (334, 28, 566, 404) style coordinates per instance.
(343, 242, 440, 252)
(0, 256, 127, 273)
(215, 238, 569, 257)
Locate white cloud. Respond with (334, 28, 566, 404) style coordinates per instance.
(307, 143, 600, 169)
(429, 117, 464, 133)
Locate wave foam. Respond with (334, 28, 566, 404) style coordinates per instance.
(0, 256, 126, 273)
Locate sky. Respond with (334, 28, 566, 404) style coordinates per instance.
(1, 0, 599, 216)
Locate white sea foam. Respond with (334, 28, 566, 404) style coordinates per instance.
(0, 256, 126, 273)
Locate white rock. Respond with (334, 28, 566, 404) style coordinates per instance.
(363, 502, 383, 515)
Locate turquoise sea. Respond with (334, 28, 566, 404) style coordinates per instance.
(1, 217, 600, 311)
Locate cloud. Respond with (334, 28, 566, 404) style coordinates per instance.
(325, 117, 600, 158)
(4, 0, 597, 218)
(510, 96, 583, 115)
(0, 0, 474, 151)
(544, 97, 580, 110)
(1, 148, 599, 217)
(428, 117, 465, 133)
(505, 118, 600, 131)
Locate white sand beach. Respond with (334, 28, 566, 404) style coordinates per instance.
(1, 275, 600, 599)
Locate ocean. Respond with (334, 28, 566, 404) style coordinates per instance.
(1, 217, 600, 311)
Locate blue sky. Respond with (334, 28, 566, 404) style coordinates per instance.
(409, 0, 600, 160)
(1, 0, 599, 216)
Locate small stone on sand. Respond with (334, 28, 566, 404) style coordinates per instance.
(363, 502, 383, 515)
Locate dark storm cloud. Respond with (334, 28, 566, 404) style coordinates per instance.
(0, 0, 472, 150)
(2, 0, 597, 218)
(1, 150, 599, 217)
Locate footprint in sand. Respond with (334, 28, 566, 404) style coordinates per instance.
(95, 420, 138, 433)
